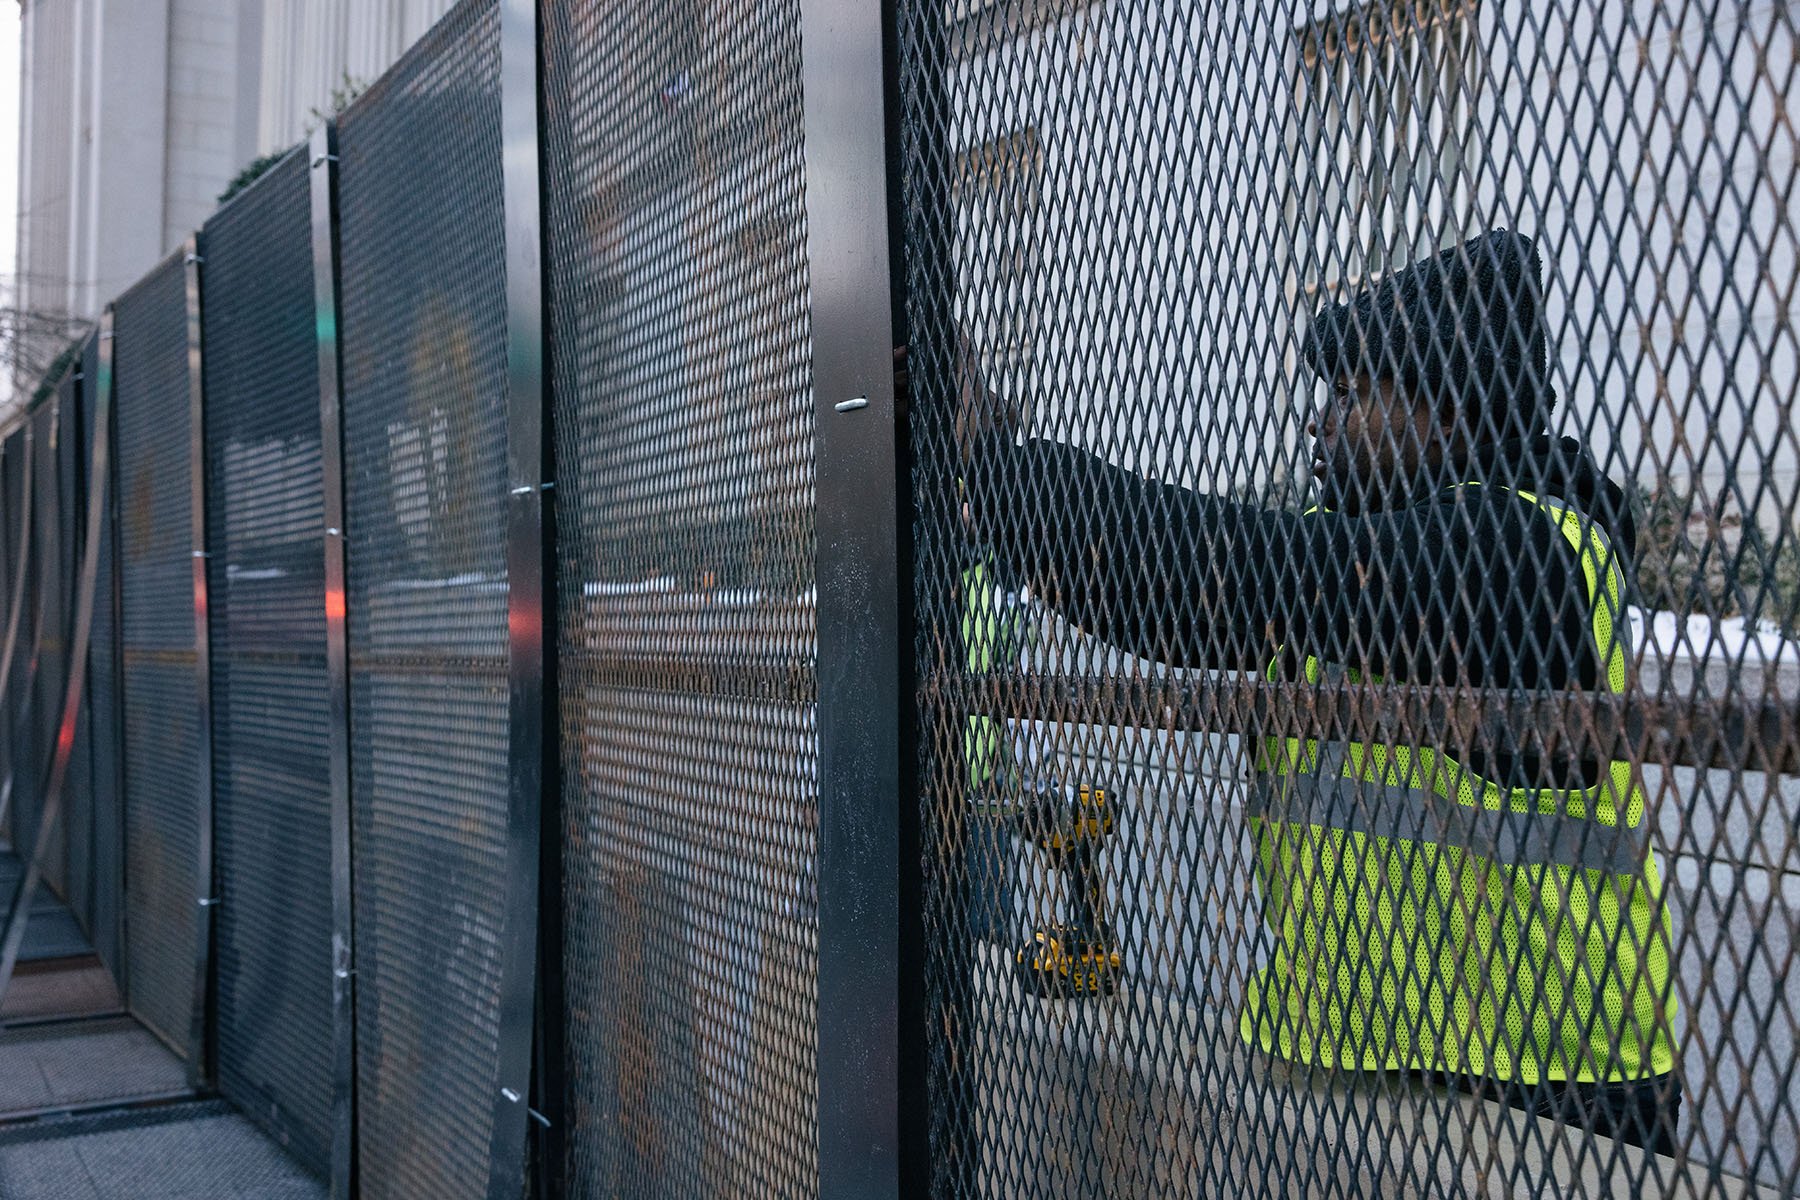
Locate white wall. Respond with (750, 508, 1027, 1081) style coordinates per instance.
(255, 0, 459, 154)
(162, 0, 253, 253)
(15, 0, 461, 330)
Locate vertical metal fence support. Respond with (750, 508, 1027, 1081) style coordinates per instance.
(491, 0, 552, 1195)
(183, 235, 217, 1087)
(0, 424, 34, 830)
(13, 406, 53, 855)
(310, 121, 358, 1200)
(100, 321, 126, 1001)
(800, 0, 924, 1195)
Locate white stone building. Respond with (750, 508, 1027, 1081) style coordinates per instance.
(12, 0, 457, 337)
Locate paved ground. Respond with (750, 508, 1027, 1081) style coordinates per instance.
(0, 1100, 325, 1200)
(0, 1018, 187, 1116)
(0, 850, 104, 965)
(0, 959, 121, 1024)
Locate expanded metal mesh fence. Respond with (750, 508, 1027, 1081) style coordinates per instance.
(43, 373, 80, 903)
(200, 149, 333, 1173)
(5, 0, 1800, 1196)
(17, 400, 62, 871)
(64, 360, 95, 944)
(82, 329, 124, 981)
(900, 0, 1800, 1195)
(0, 428, 17, 828)
(113, 254, 204, 1058)
(541, 0, 821, 1192)
(335, 1, 512, 1192)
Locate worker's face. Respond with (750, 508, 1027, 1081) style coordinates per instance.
(1309, 373, 1444, 514)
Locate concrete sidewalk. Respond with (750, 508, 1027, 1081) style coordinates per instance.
(0, 1099, 325, 1200)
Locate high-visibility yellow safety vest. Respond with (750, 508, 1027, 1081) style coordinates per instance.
(1240, 484, 1678, 1083)
(962, 562, 1022, 789)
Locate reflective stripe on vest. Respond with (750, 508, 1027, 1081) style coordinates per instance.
(1255, 484, 1641, 853)
(1248, 737, 1648, 873)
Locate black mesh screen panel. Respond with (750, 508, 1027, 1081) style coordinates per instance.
(84, 331, 124, 979)
(542, 1, 821, 1193)
(335, 2, 512, 1193)
(201, 150, 332, 1174)
(113, 255, 202, 1057)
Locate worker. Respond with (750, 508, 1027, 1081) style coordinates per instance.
(950, 231, 1681, 1154)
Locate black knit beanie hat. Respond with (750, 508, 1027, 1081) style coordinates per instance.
(1302, 230, 1554, 440)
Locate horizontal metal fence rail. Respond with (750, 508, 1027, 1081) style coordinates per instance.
(940, 675, 1800, 776)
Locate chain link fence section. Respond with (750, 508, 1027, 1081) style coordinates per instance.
(112, 254, 204, 1059)
(541, 0, 821, 1193)
(200, 149, 334, 1174)
(335, 1, 511, 1193)
(901, 0, 1800, 1195)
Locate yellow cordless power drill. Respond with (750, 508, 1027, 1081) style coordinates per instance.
(1014, 779, 1122, 998)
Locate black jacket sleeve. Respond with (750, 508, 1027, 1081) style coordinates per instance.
(967, 436, 1596, 689)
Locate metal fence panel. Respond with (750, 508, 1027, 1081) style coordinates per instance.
(54, 369, 85, 919)
(900, 0, 1800, 1195)
(335, 2, 512, 1193)
(0, 433, 12, 824)
(200, 149, 333, 1174)
(0, 424, 29, 856)
(0, 430, 17, 821)
(541, 1, 821, 1192)
(18, 400, 62, 871)
(83, 329, 124, 981)
(113, 254, 204, 1057)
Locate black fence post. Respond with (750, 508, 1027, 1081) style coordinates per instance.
(800, 0, 926, 1195)
(98, 320, 126, 1001)
(182, 235, 217, 1090)
(491, 0, 554, 1195)
(310, 120, 359, 1200)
